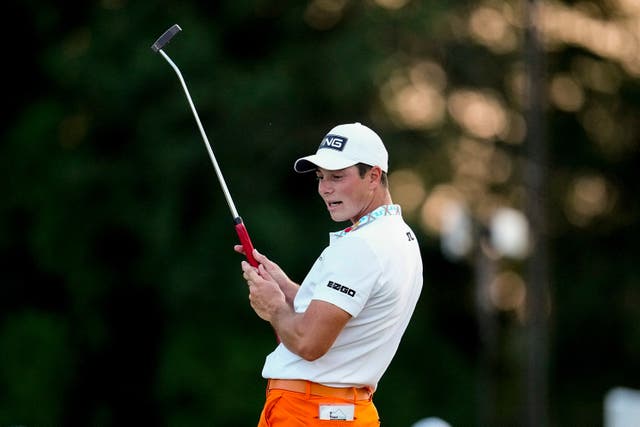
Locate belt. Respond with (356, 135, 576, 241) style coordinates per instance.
(267, 379, 373, 401)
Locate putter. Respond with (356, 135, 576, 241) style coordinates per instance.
(151, 24, 258, 267)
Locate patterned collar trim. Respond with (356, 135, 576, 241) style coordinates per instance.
(331, 204, 402, 239)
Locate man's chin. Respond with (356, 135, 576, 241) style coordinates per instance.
(328, 212, 349, 223)
(331, 214, 350, 222)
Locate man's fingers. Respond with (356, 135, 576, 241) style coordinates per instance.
(253, 248, 270, 264)
(241, 260, 259, 279)
(253, 249, 280, 273)
(234, 244, 246, 255)
(258, 263, 275, 281)
(243, 270, 258, 281)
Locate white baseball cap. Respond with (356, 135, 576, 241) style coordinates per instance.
(294, 122, 389, 173)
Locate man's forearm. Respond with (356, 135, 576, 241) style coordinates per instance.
(269, 300, 350, 362)
(270, 305, 320, 361)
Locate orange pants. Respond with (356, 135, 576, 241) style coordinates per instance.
(257, 382, 380, 426)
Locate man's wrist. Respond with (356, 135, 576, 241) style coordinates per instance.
(270, 299, 294, 332)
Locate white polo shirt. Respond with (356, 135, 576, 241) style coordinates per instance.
(261, 205, 423, 390)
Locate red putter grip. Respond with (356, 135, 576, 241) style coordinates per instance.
(234, 219, 258, 267)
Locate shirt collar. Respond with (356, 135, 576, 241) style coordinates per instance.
(330, 204, 402, 241)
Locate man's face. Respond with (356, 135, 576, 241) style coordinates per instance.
(315, 165, 375, 223)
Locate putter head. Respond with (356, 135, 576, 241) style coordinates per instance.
(151, 24, 182, 52)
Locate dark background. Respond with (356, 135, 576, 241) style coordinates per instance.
(1, 0, 638, 426)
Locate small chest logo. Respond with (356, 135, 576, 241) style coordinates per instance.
(319, 134, 348, 151)
(327, 280, 356, 297)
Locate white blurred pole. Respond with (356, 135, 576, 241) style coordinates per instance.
(605, 388, 640, 427)
(411, 417, 452, 427)
(474, 232, 498, 427)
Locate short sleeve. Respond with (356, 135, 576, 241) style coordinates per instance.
(311, 236, 381, 317)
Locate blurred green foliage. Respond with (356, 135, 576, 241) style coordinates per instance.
(1, 0, 639, 426)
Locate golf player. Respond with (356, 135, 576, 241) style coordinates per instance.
(236, 122, 423, 426)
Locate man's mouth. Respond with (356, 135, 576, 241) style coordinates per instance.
(327, 201, 342, 209)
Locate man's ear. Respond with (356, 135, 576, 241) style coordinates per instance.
(368, 166, 382, 186)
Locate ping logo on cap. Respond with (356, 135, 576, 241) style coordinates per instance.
(319, 134, 348, 152)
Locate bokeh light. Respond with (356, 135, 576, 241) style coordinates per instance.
(490, 270, 526, 311)
(564, 174, 613, 226)
(304, 0, 348, 30)
(549, 74, 585, 112)
(389, 169, 427, 215)
(380, 61, 447, 130)
(468, 5, 518, 53)
(373, 0, 411, 10)
(447, 89, 508, 140)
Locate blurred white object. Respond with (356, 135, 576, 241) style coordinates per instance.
(605, 387, 640, 427)
(441, 201, 473, 259)
(411, 417, 452, 427)
(489, 207, 529, 259)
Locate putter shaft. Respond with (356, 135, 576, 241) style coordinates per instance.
(152, 25, 258, 267)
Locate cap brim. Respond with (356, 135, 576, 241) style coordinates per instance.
(293, 152, 358, 173)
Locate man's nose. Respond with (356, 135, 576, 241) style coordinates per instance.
(318, 179, 333, 195)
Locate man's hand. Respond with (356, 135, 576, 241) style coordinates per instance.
(234, 247, 300, 304)
(235, 247, 351, 361)
(240, 259, 287, 322)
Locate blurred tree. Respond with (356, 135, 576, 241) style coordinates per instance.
(1, 0, 639, 426)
